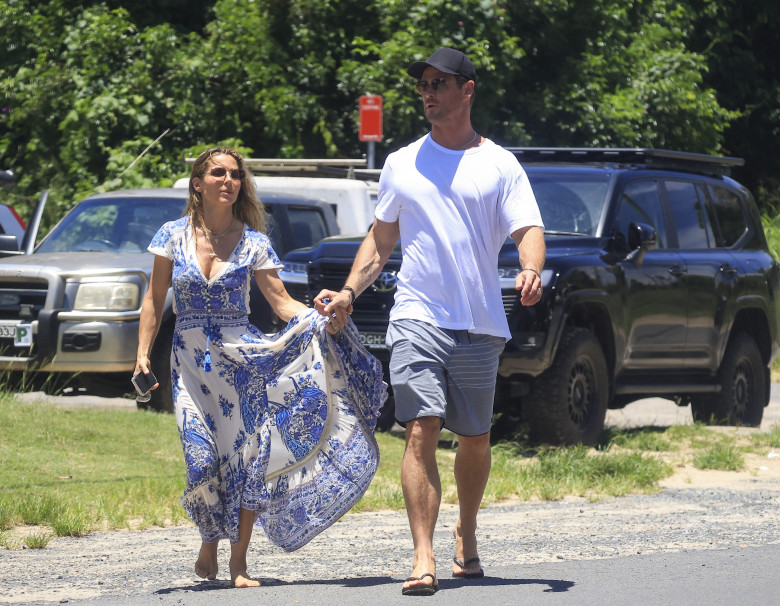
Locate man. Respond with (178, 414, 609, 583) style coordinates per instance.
(315, 47, 545, 596)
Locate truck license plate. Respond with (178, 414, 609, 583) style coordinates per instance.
(359, 331, 387, 349)
(0, 322, 33, 346)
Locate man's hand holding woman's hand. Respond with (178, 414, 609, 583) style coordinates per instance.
(313, 289, 354, 334)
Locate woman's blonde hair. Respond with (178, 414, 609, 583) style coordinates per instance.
(185, 147, 267, 233)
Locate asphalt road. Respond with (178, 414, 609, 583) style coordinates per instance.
(76, 544, 780, 606)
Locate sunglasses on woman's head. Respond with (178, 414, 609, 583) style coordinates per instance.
(208, 167, 245, 181)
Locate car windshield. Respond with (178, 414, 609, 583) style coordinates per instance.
(526, 169, 611, 236)
(36, 197, 185, 254)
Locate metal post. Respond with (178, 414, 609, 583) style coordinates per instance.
(367, 141, 376, 170)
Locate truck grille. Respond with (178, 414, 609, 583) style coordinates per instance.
(502, 292, 516, 315)
(0, 278, 47, 358)
(0, 278, 48, 321)
(308, 269, 350, 292)
(285, 283, 311, 306)
(308, 266, 394, 331)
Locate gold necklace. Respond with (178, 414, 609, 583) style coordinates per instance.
(460, 131, 479, 150)
(197, 219, 235, 260)
(205, 218, 235, 243)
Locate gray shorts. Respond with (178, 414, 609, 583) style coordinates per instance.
(387, 319, 506, 436)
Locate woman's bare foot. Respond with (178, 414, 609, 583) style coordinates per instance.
(230, 557, 261, 588)
(195, 541, 218, 580)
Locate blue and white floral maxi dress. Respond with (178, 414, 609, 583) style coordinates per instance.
(148, 218, 386, 551)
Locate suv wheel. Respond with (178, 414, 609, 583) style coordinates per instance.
(524, 327, 608, 445)
(139, 322, 174, 413)
(691, 332, 765, 426)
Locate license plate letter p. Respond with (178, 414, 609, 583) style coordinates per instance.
(14, 324, 33, 347)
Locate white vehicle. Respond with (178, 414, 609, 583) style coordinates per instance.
(174, 158, 379, 235)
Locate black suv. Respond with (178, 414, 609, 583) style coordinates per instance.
(282, 148, 780, 445)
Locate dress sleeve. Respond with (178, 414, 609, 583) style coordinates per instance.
(250, 233, 284, 272)
(147, 221, 177, 259)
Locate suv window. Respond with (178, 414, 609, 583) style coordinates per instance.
(709, 185, 747, 247)
(526, 171, 609, 236)
(36, 198, 183, 253)
(613, 180, 667, 248)
(288, 207, 328, 249)
(665, 180, 715, 249)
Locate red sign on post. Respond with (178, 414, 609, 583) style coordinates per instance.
(359, 95, 383, 142)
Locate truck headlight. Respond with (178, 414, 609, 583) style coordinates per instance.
(279, 262, 309, 285)
(73, 282, 140, 311)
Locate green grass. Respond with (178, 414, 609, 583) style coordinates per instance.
(693, 443, 745, 471)
(0, 396, 187, 536)
(23, 531, 50, 549)
(487, 443, 673, 502)
(750, 423, 780, 448)
(3, 393, 779, 549)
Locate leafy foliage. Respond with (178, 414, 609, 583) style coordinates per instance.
(0, 0, 777, 233)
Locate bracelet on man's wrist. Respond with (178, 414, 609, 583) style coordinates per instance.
(522, 267, 541, 279)
(341, 285, 356, 305)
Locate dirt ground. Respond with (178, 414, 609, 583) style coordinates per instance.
(604, 394, 780, 489)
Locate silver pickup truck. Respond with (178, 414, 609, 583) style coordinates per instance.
(0, 187, 339, 411)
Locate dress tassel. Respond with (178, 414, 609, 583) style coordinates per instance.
(204, 334, 212, 372)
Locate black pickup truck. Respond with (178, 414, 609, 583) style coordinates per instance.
(282, 148, 780, 444)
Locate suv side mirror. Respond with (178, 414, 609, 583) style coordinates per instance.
(0, 169, 15, 188)
(626, 222, 656, 265)
(0, 233, 21, 255)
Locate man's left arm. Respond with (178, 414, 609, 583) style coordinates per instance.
(511, 226, 546, 306)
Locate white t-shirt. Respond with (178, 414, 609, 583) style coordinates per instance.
(375, 134, 544, 339)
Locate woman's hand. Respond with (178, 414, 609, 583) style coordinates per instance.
(133, 357, 159, 392)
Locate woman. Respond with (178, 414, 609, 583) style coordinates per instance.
(135, 147, 385, 587)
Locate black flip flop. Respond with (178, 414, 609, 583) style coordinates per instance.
(452, 556, 484, 579)
(402, 572, 439, 596)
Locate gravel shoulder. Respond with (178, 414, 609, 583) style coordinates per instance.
(4, 486, 780, 605)
(3, 392, 780, 605)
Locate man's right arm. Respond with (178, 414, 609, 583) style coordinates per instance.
(314, 218, 400, 315)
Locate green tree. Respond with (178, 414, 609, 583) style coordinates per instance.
(686, 0, 780, 211)
(2, 0, 770, 230)
(505, 0, 737, 151)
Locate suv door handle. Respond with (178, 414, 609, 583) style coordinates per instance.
(720, 263, 737, 276)
(668, 264, 686, 276)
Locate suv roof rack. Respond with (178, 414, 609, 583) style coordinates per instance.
(506, 147, 744, 177)
(183, 157, 381, 181)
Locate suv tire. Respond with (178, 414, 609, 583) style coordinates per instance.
(691, 332, 765, 426)
(524, 327, 608, 445)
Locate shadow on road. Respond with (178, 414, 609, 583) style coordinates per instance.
(153, 574, 575, 595)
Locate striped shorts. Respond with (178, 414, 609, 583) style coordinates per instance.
(387, 319, 506, 436)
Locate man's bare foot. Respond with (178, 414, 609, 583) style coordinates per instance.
(230, 558, 261, 588)
(194, 541, 218, 580)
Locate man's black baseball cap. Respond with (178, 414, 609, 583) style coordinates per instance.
(407, 47, 477, 82)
